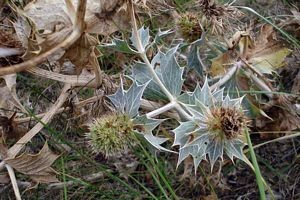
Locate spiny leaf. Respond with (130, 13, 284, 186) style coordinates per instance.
(177, 78, 213, 106)
(159, 46, 184, 97)
(172, 121, 198, 146)
(131, 61, 167, 100)
(101, 38, 137, 54)
(131, 46, 184, 99)
(125, 81, 149, 117)
(187, 32, 205, 76)
(130, 26, 150, 51)
(133, 115, 173, 152)
(207, 139, 224, 171)
(107, 79, 149, 117)
(224, 139, 246, 162)
(107, 79, 125, 113)
(154, 29, 173, 44)
(5, 142, 59, 183)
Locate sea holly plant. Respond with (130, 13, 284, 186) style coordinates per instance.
(96, 19, 268, 197)
(98, 25, 252, 172)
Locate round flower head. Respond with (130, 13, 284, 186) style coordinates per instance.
(178, 12, 202, 42)
(87, 113, 136, 157)
(174, 80, 249, 171)
(195, 0, 243, 34)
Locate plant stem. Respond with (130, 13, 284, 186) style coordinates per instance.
(211, 63, 239, 90)
(146, 101, 176, 118)
(245, 129, 266, 200)
(130, 5, 192, 120)
(140, 53, 175, 101)
(243, 70, 273, 98)
(6, 164, 21, 200)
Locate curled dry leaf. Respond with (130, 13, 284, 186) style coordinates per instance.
(210, 25, 292, 76)
(0, 74, 26, 116)
(23, 0, 131, 37)
(58, 33, 101, 75)
(5, 142, 59, 183)
(84, 0, 131, 35)
(22, 0, 127, 74)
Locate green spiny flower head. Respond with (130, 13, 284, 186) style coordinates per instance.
(87, 113, 136, 157)
(175, 79, 249, 171)
(178, 12, 202, 42)
(87, 78, 149, 157)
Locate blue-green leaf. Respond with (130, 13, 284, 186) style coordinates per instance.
(102, 38, 137, 54)
(130, 26, 150, 51)
(133, 115, 173, 152)
(154, 29, 173, 44)
(160, 46, 184, 97)
(107, 79, 149, 117)
(224, 139, 246, 162)
(207, 139, 224, 171)
(131, 47, 184, 100)
(187, 32, 205, 76)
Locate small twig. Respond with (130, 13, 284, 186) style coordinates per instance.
(241, 59, 274, 91)
(14, 95, 103, 124)
(5, 164, 21, 200)
(140, 99, 180, 120)
(47, 172, 106, 190)
(26, 67, 96, 87)
(252, 131, 300, 150)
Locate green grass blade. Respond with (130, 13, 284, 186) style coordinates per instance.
(245, 129, 266, 199)
(60, 157, 68, 200)
(236, 6, 300, 48)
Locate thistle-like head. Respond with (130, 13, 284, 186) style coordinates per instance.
(178, 12, 202, 42)
(87, 113, 136, 157)
(175, 80, 249, 171)
(207, 106, 248, 140)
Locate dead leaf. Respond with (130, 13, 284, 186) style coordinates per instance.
(210, 49, 238, 77)
(5, 142, 60, 183)
(255, 96, 300, 138)
(210, 24, 292, 77)
(13, 17, 32, 50)
(0, 173, 10, 184)
(84, 0, 131, 35)
(22, 0, 118, 74)
(0, 74, 27, 115)
(58, 33, 100, 75)
(24, 0, 130, 36)
(245, 25, 292, 74)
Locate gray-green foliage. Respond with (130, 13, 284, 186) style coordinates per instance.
(103, 26, 248, 172)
